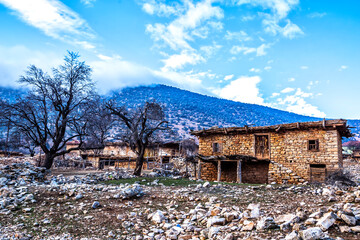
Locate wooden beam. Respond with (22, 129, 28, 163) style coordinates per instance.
(237, 160, 242, 183)
(197, 159, 202, 180)
(217, 160, 221, 182)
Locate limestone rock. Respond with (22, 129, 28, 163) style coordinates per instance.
(285, 231, 301, 240)
(300, 227, 324, 240)
(151, 210, 166, 224)
(316, 212, 337, 231)
(91, 201, 100, 209)
(207, 217, 225, 228)
(256, 217, 278, 231)
(340, 213, 356, 226)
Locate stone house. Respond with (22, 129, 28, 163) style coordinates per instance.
(190, 119, 352, 184)
(65, 141, 180, 170)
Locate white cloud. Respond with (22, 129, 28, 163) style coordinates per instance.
(242, 15, 256, 21)
(91, 54, 207, 94)
(0, 0, 96, 49)
(256, 43, 271, 56)
(224, 74, 234, 81)
(200, 43, 222, 57)
(307, 12, 327, 18)
(249, 68, 261, 73)
(339, 65, 348, 71)
(141, 0, 181, 17)
(271, 92, 280, 97)
(234, 0, 303, 39)
(161, 50, 205, 71)
(288, 77, 295, 82)
(81, 0, 96, 7)
(0, 45, 62, 87)
(281, 87, 294, 93)
(271, 87, 325, 117)
(224, 30, 252, 41)
(213, 76, 264, 104)
(282, 20, 304, 39)
(264, 66, 272, 71)
(145, 0, 223, 51)
(230, 46, 256, 55)
(230, 43, 270, 56)
(300, 65, 308, 70)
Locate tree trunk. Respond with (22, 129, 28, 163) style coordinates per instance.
(42, 153, 55, 169)
(133, 155, 144, 176)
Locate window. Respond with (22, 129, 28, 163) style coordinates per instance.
(308, 140, 319, 151)
(255, 135, 270, 158)
(212, 142, 222, 153)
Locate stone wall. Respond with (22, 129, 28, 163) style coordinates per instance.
(199, 162, 217, 181)
(241, 162, 269, 184)
(198, 129, 343, 184)
(220, 161, 237, 182)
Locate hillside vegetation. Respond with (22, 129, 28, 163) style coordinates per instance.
(1, 84, 359, 141)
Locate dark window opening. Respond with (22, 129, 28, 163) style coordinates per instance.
(308, 140, 319, 151)
(212, 142, 222, 153)
(162, 157, 170, 164)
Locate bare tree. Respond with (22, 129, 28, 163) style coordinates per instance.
(8, 130, 38, 157)
(106, 100, 168, 176)
(0, 52, 96, 169)
(180, 139, 198, 157)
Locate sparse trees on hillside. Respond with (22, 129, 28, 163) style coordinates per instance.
(0, 52, 96, 169)
(106, 99, 168, 176)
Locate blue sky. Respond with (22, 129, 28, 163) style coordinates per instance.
(0, 0, 359, 119)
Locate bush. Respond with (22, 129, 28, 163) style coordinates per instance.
(326, 170, 357, 188)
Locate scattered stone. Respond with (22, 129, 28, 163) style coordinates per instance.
(316, 212, 337, 231)
(300, 227, 324, 240)
(91, 201, 100, 209)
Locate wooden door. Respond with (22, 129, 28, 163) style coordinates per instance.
(310, 164, 327, 183)
(255, 135, 270, 159)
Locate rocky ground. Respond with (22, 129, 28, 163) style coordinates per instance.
(1, 161, 360, 240)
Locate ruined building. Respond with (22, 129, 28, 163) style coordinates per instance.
(65, 141, 180, 170)
(191, 119, 352, 184)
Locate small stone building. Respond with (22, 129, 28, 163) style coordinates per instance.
(65, 141, 180, 170)
(191, 119, 352, 184)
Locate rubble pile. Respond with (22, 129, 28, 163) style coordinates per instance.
(49, 169, 135, 185)
(0, 157, 37, 167)
(0, 163, 46, 214)
(1, 161, 360, 239)
(170, 157, 196, 177)
(147, 168, 181, 178)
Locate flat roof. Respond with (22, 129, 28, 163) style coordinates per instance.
(190, 119, 352, 138)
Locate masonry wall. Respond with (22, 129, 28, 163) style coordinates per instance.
(198, 129, 343, 183)
(242, 162, 269, 184)
(200, 162, 217, 181)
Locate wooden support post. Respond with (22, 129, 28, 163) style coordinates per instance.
(237, 160, 242, 183)
(217, 160, 221, 182)
(193, 162, 197, 178)
(197, 159, 201, 179)
(128, 157, 130, 169)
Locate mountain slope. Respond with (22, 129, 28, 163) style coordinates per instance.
(113, 85, 323, 139)
(1, 85, 359, 141)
